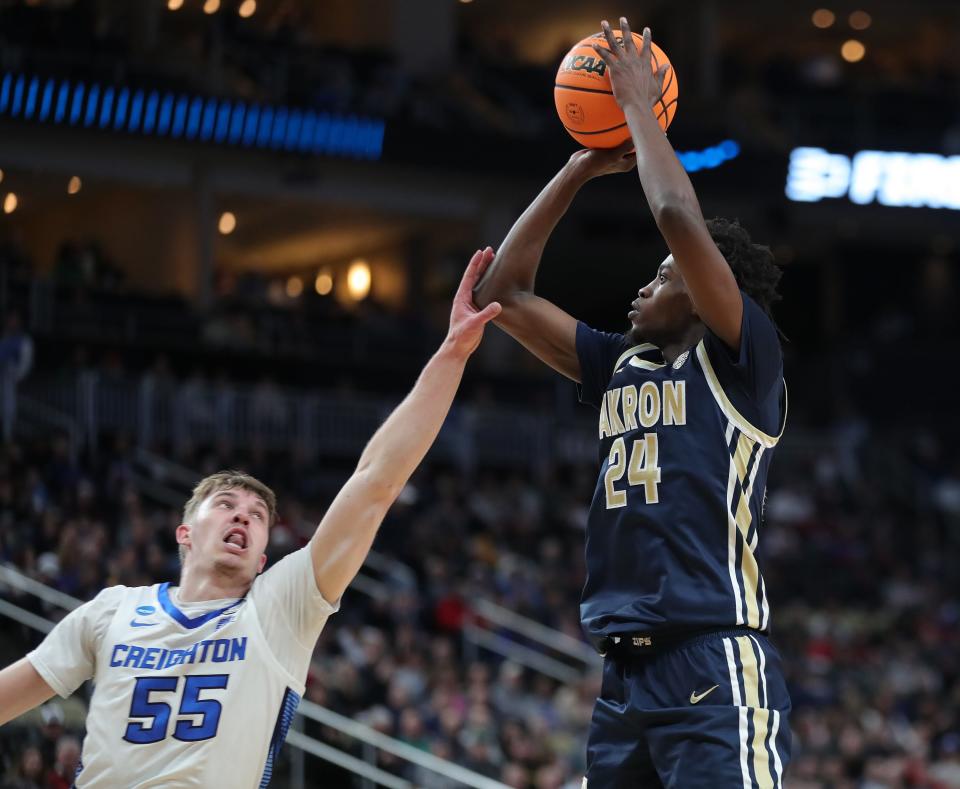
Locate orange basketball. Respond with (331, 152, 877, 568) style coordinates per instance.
(554, 31, 678, 148)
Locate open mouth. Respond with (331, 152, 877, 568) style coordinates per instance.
(223, 528, 248, 554)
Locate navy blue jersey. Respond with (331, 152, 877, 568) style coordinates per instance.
(576, 292, 786, 640)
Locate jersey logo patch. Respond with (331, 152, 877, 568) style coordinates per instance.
(214, 615, 236, 632)
(131, 604, 158, 627)
(689, 684, 719, 704)
(673, 350, 690, 370)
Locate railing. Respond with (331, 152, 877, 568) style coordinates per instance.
(23, 372, 586, 471)
(0, 563, 509, 789)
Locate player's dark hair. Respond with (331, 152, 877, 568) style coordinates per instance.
(705, 218, 782, 316)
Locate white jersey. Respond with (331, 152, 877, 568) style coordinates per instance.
(28, 545, 337, 788)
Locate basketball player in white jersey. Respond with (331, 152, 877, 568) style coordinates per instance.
(0, 249, 503, 788)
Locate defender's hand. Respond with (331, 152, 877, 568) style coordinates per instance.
(445, 248, 502, 359)
(567, 140, 637, 179)
(592, 19, 669, 113)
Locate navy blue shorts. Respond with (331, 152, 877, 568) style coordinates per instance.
(585, 629, 791, 788)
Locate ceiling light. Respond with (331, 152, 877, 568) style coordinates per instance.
(67, 176, 82, 195)
(3, 193, 18, 214)
(347, 260, 371, 301)
(841, 40, 866, 62)
(812, 9, 835, 28)
(315, 270, 333, 296)
(238, 0, 256, 18)
(218, 211, 236, 235)
(849, 10, 872, 30)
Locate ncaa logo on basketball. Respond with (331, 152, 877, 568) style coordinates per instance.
(566, 103, 585, 124)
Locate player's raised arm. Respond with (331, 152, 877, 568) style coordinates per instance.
(0, 657, 57, 727)
(473, 143, 636, 382)
(593, 19, 745, 352)
(308, 249, 501, 603)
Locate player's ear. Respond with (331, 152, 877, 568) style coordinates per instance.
(175, 523, 192, 550)
(257, 553, 267, 574)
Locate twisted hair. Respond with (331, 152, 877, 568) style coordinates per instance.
(705, 218, 782, 317)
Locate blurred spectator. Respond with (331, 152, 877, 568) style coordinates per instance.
(0, 310, 33, 443)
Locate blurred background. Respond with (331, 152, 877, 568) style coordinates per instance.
(1, 0, 959, 787)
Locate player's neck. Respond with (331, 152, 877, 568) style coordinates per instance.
(176, 566, 251, 603)
(658, 323, 704, 365)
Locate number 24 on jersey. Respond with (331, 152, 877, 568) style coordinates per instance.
(604, 432, 661, 508)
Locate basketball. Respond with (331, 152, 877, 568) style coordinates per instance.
(554, 31, 678, 148)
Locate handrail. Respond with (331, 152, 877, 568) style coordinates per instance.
(133, 448, 201, 490)
(0, 565, 82, 612)
(462, 624, 583, 684)
(471, 598, 599, 666)
(0, 598, 57, 634)
(297, 699, 509, 789)
(284, 731, 411, 789)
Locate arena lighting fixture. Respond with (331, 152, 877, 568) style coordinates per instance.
(0, 168, 4, 183)
(238, 0, 256, 18)
(167, 0, 184, 10)
(314, 270, 333, 296)
(218, 211, 236, 235)
(786, 146, 960, 209)
(0, 72, 385, 160)
(812, 9, 835, 28)
(676, 139, 739, 173)
(67, 176, 82, 194)
(849, 10, 872, 30)
(841, 39, 866, 62)
(203, 0, 220, 13)
(286, 276, 303, 298)
(3, 193, 17, 214)
(347, 260, 372, 301)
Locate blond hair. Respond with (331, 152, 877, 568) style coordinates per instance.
(179, 470, 277, 565)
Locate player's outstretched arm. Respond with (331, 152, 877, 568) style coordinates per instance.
(309, 250, 501, 603)
(0, 657, 57, 727)
(473, 143, 635, 382)
(593, 19, 744, 352)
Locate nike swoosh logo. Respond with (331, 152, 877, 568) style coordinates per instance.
(614, 367, 625, 374)
(130, 620, 159, 628)
(690, 684, 719, 704)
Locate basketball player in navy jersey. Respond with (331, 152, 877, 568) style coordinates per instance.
(476, 19, 790, 788)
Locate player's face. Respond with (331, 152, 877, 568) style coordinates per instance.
(182, 488, 270, 580)
(626, 256, 696, 345)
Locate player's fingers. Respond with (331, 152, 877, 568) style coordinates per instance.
(641, 26, 652, 62)
(474, 246, 496, 279)
(456, 249, 484, 295)
(592, 44, 615, 66)
(620, 17, 636, 53)
(657, 64, 670, 91)
(474, 301, 502, 324)
(600, 20, 620, 56)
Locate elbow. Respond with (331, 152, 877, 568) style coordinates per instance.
(473, 277, 513, 310)
(354, 463, 404, 508)
(473, 257, 532, 309)
(651, 196, 701, 235)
